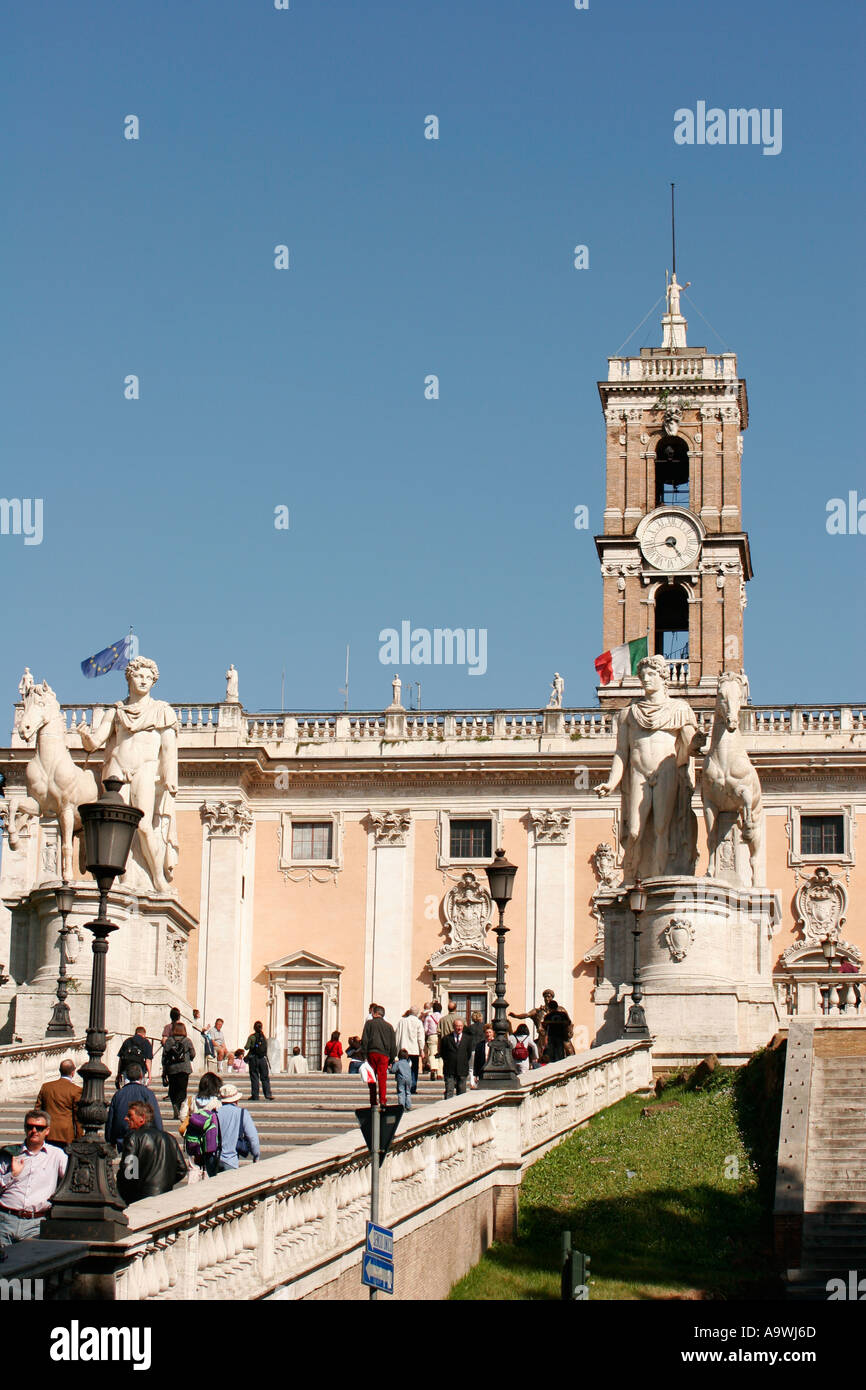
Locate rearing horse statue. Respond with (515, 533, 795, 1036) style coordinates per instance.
(7, 674, 99, 882)
(696, 672, 764, 887)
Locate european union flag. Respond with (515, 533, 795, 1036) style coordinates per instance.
(81, 633, 138, 679)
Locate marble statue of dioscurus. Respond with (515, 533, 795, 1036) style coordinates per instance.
(692, 671, 764, 887)
(80, 656, 179, 894)
(596, 654, 699, 882)
(9, 677, 100, 882)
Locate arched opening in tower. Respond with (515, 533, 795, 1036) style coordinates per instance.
(654, 583, 689, 661)
(655, 435, 689, 508)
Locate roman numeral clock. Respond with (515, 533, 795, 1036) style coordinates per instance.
(594, 276, 753, 711)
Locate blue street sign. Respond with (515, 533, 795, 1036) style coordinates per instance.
(362, 1251, 394, 1294)
(366, 1221, 393, 1259)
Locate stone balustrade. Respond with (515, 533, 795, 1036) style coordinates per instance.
(0, 1037, 88, 1103)
(32, 1038, 651, 1302)
(606, 353, 738, 383)
(10, 702, 866, 755)
(774, 974, 866, 1021)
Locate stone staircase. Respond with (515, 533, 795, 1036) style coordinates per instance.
(0, 1071, 445, 1159)
(786, 1029, 866, 1299)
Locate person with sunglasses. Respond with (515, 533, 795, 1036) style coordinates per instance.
(0, 1110, 68, 1247)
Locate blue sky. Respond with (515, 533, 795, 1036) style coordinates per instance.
(4, 0, 864, 716)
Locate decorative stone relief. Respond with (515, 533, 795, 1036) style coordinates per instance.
(201, 801, 254, 838)
(165, 932, 187, 987)
(782, 866, 861, 966)
(700, 405, 718, 421)
(662, 917, 695, 962)
(443, 871, 493, 950)
(592, 843, 621, 889)
(719, 404, 740, 423)
(369, 810, 412, 846)
(530, 809, 571, 845)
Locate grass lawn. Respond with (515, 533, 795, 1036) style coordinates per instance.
(449, 1066, 783, 1301)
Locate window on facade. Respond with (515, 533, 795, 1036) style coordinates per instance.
(800, 815, 844, 857)
(654, 584, 689, 661)
(449, 819, 492, 860)
(450, 993, 487, 1024)
(655, 436, 689, 508)
(291, 822, 333, 860)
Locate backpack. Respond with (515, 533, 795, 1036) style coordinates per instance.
(513, 1041, 528, 1062)
(248, 1034, 268, 1060)
(185, 1108, 220, 1159)
(118, 1037, 147, 1069)
(235, 1110, 252, 1158)
(164, 1038, 186, 1068)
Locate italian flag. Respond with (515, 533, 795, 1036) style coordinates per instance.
(594, 636, 648, 686)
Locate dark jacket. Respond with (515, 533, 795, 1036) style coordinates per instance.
(163, 1036, 196, 1075)
(105, 1081, 164, 1148)
(439, 1030, 473, 1079)
(473, 1039, 493, 1079)
(117, 1125, 187, 1204)
(467, 1020, 486, 1050)
(360, 1017, 397, 1063)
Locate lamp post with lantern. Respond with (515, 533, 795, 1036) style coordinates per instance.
(623, 880, 651, 1039)
(41, 777, 143, 1242)
(46, 884, 77, 1037)
(478, 848, 521, 1090)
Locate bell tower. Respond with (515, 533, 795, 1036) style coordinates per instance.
(595, 274, 752, 710)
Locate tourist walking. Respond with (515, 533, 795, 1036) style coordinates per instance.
(391, 1050, 414, 1110)
(116, 1027, 153, 1087)
(163, 1022, 196, 1118)
(512, 1024, 538, 1073)
(180, 1072, 223, 1178)
(0, 1110, 67, 1247)
(105, 1064, 164, 1150)
(542, 1001, 573, 1063)
(360, 1006, 397, 1107)
(395, 1007, 425, 1093)
(438, 999, 459, 1041)
(117, 1102, 187, 1204)
(423, 1001, 442, 1080)
(217, 1084, 260, 1169)
(35, 1059, 81, 1146)
(244, 1021, 273, 1100)
(509, 989, 555, 1055)
(439, 1017, 473, 1099)
(160, 1007, 182, 1085)
(323, 1031, 343, 1073)
(472, 1025, 497, 1082)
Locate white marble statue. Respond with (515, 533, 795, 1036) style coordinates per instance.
(80, 656, 179, 894)
(225, 663, 239, 703)
(8, 677, 100, 882)
(666, 271, 690, 317)
(390, 674, 403, 709)
(693, 672, 764, 887)
(596, 654, 699, 881)
(548, 672, 564, 709)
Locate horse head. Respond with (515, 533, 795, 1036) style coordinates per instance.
(715, 672, 747, 734)
(18, 679, 62, 741)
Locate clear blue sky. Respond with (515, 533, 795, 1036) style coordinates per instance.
(4, 0, 864, 715)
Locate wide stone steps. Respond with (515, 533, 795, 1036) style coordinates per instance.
(0, 1073, 446, 1157)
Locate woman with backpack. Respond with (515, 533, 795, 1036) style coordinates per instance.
(511, 1024, 538, 1074)
(243, 1021, 273, 1101)
(180, 1071, 222, 1178)
(163, 1022, 196, 1118)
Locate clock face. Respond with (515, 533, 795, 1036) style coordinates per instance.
(639, 511, 702, 571)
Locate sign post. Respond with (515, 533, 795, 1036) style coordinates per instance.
(356, 1100, 403, 1298)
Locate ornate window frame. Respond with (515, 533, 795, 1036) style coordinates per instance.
(436, 808, 504, 870)
(786, 803, 856, 869)
(279, 810, 344, 879)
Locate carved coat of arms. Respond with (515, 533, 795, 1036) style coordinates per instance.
(444, 872, 492, 950)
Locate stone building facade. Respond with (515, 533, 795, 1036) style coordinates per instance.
(1, 289, 863, 1064)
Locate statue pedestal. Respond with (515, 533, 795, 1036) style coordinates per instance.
(3, 884, 197, 1047)
(593, 876, 780, 1064)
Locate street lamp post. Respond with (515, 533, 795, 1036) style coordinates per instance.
(478, 848, 521, 1090)
(46, 884, 76, 1037)
(623, 881, 651, 1039)
(41, 777, 143, 1242)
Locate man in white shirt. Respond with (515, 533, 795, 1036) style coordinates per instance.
(0, 1110, 68, 1246)
(395, 1008, 426, 1094)
(207, 1018, 229, 1070)
(286, 1046, 309, 1075)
